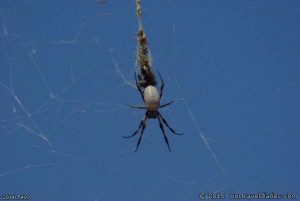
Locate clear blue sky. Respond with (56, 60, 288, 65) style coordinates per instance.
(0, 1, 299, 200)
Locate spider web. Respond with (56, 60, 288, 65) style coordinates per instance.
(0, 1, 263, 200)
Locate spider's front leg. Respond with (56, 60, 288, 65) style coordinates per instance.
(124, 111, 148, 152)
(157, 114, 171, 152)
(157, 112, 183, 135)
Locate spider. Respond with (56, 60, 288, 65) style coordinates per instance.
(124, 72, 183, 152)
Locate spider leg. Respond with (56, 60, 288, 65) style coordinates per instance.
(157, 114, 171, 152)
(134, 119, 147, 152)
(157, 71, 164, 99)
(135, 72, 144, 101)
(159, 101, 173, 109)
(158, 112, 183, 135)
(123, 113, 147, 138)
(134, 111, 148, 152)
(125, 104, 148, 109)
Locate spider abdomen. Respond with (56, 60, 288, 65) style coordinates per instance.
(144, 85, 160, 111)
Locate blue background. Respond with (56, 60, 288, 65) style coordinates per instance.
(0, 1, 299, 200)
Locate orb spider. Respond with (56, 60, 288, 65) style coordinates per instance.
(124, 72, 183, 152)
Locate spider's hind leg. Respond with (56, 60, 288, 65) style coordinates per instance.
(135, 72, 144, 102)
(125, 105, 147, 109)
(159, 101, 173, 109)
(157, 71, 164, 99)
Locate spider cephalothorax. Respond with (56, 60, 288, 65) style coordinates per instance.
(147, 111, 157, 119)
(124, 72, 182, 152)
